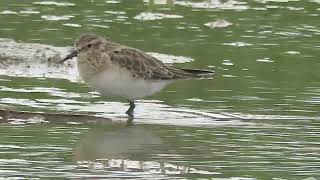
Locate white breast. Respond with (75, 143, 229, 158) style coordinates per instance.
(84, 66, 171, 99)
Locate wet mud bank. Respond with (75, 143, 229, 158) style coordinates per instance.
(0, 38, 80, 82)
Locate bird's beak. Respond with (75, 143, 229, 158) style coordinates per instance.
(60, 50, 78, 63)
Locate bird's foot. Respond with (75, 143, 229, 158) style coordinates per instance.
(125, 110, 134, 118)
(126, 99, 135, 118)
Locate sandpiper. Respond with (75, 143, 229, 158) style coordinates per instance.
(60, 34, 213, 118)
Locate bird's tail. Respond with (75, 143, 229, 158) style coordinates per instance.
(167, 67, 214, 79)
(180, 68, 214, 79)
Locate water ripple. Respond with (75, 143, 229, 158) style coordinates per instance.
(33, 1, 75, 6)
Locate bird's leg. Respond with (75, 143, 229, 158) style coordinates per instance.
(125, 99, 135, 118)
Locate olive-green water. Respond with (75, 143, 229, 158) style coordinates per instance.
(0, 0, 320, 179)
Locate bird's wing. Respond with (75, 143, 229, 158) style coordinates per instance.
(108, 47, 178, 80)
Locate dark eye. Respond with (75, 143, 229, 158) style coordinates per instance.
(87, 44, 92, 48)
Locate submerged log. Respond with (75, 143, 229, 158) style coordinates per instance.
(0, 109, 113, 124)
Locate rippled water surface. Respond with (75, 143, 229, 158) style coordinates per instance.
(0, 0, 320, 179)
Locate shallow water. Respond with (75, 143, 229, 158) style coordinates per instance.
(0, 0, 320, 179)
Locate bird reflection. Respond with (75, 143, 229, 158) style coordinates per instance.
(73, 124, 210, 175)
(73, 124, 163, 171)
(126, 116, 134, 126)
(72, 124, 208, 175)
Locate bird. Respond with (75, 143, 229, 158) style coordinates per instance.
(60, 33, 213, 118)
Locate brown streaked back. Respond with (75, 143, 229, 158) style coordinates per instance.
(108, 47, 214, 80)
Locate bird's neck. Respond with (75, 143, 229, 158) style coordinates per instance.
(77, 51, 110, 82)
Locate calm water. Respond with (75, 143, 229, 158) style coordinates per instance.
(0, 0, 320, 179)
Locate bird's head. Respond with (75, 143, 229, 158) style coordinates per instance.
(60, 33, 102, 63)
